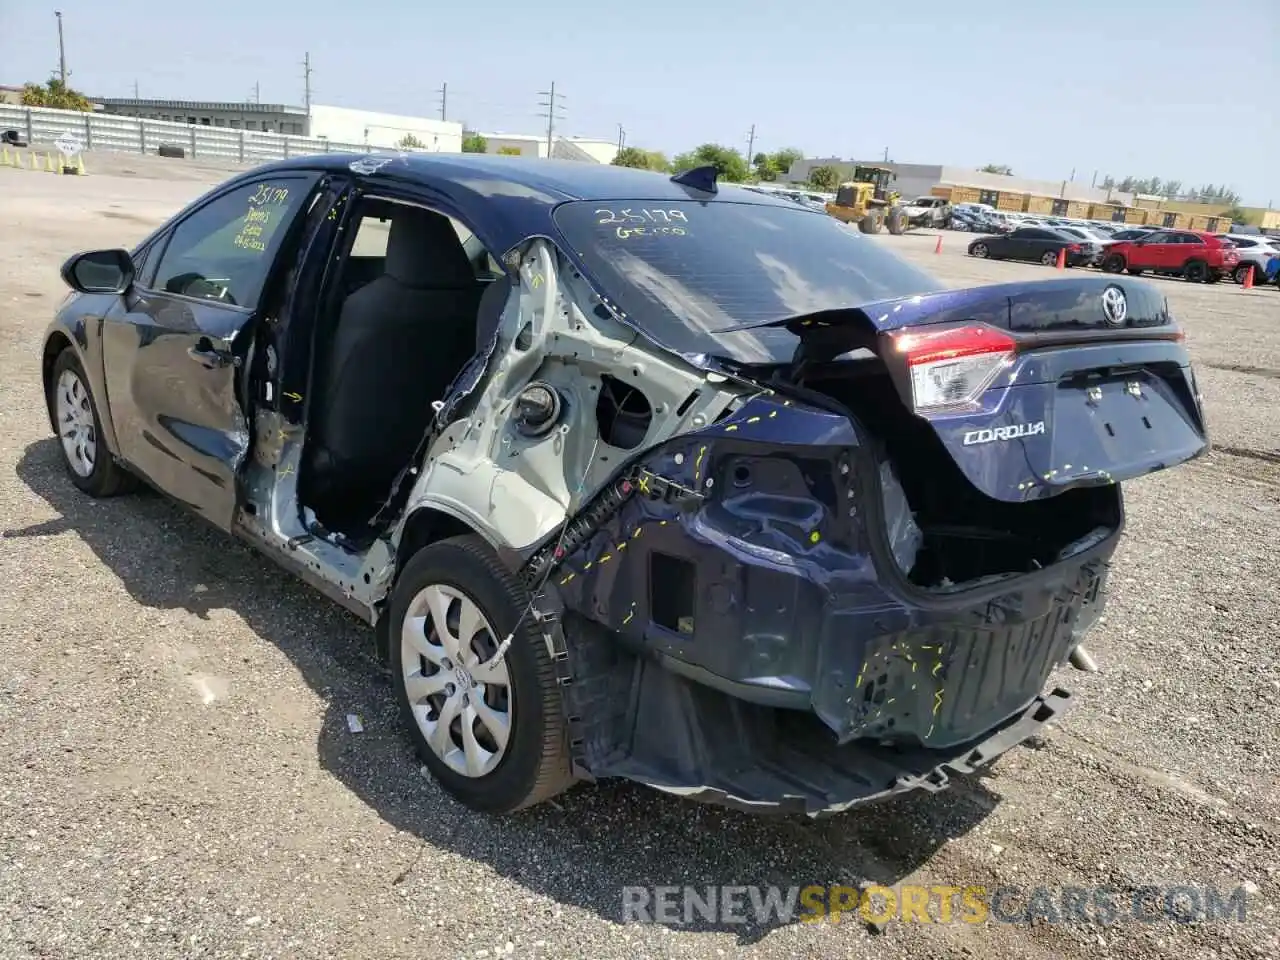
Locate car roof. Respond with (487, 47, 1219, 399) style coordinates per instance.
(226, 152, 802, 255)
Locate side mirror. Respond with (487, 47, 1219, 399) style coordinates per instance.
(61, 249, 136, 295)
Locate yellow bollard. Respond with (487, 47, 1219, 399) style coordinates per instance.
(1, 146, 9, 166)
(14, 150, 24, 169)
(47, 152, 57, 173)
(75, 154, 86, 176)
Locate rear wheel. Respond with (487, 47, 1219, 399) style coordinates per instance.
(1041, 250, 1059, 266)
(390, 535, 574, 813)
(1233, 264, 1254, 284)
(858, 212, 881, 234)
(970, 242, 989, 258)
(1183, 260, 1208, 283)
(1101, 254, 1126, 273)
(46, 349, 137, 498)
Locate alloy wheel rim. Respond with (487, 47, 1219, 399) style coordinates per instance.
(973, 244, 987, 257)
(401, 583, 512, 778)
(56, 369, 96, 478)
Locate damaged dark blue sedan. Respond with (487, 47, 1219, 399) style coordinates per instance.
(42, 154, 1208, 816)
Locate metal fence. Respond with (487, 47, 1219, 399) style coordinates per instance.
(0, 104, 375, 164)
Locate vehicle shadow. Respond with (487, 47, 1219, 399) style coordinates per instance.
(11, 437, 1001, 943)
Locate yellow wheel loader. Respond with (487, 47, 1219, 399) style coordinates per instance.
(824, 165, 908, 235)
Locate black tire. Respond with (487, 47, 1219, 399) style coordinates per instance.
(1232, 264, 1253, 284)
(858, 212, 881, 234)
(1041, 250, 1059, 266)
(389, 535, 574, 813)
(1101, 254, 1126, 273)
(1126, 268, 1145, 276)
(970, 242, 989, 258)
(1183, 260, 1208, 283)
(886, 209, 908, 236)
(46, 348, 138, 498)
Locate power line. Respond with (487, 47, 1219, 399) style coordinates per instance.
(437, 82, 448, 121)
(536, 82, 566, 156)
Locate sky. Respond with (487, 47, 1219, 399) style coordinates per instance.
(1, 0, 1276, 205)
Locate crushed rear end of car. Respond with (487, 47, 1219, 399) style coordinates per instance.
(525, 275, 1207, 816)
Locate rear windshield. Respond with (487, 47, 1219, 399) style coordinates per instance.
(552, 199, 943, 363)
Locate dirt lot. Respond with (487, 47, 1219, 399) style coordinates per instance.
(1, 163, 1277, 960)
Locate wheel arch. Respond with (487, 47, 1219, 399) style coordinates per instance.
(41, 331, 76, 434)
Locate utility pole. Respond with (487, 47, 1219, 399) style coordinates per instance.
(616, 123, 625, 153)
(54, 11, 67, 86)
(537, 82, 565, 156)
(254, 82, 261, 104)
(883, 146, 889, 162)
(133, 79, 140, 99)
(745, 123, 756, 163)
(301, 52, 312, 116)
(437, 82, 448, 121)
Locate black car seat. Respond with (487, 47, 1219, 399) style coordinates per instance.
(305, 205, 482, 520)
(474, 274, 512, 352)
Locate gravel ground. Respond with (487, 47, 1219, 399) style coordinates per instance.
(1, 164, 1277, 960)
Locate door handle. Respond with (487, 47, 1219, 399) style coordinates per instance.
(188, 337, 238, 369)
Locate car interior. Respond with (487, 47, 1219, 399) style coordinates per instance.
(298, 197, 512, 539)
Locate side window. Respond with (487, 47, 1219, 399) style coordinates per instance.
(1144, 232, 1169, 243)
(151, 176, 319, 308)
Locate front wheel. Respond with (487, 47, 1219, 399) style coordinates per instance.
(46, 349, 137, 498)
(970, 242, 989, 258)
(1101, 254, 1126, 274)
(1233, 264, 1254, 284)
(858, 212, 881, 234)
(390, 535, 574, 814)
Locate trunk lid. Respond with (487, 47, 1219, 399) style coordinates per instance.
(774, 276, 1209, 502)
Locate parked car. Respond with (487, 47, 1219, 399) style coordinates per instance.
(1100, 229, 1240, 282)
(41, 153, 1208, 817)
(1052, 226, 1110, 265)
(1216, 234, 1280, 284)
(1105, 227, 1157, 243)
(967, 226, 1095, 266)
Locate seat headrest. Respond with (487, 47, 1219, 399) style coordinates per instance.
(384, 207, 476, 288)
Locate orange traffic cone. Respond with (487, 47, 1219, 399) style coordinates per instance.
(1242, 265, 1254, 289)
(1056, 248, 1066, 270)
(934, 235, 943, 254)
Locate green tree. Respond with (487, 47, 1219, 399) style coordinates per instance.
(980, 164, 1013, 175)
(613, 146, 669, 172)
(1221, 205, 1247, 225)
(397, 133, 426, 149)
(670, 143, 749, 182)
(461, 133, 488, 153)
(769, 147, 803, 178)
(808, 165, 840, 191)
(21, 77, 92, 111)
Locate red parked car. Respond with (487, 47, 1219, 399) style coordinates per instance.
(1100, 229, 1239, 283)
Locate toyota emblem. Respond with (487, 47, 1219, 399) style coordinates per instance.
(1101, 285, 1128, 326)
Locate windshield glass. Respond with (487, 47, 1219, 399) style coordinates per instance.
(553, 199, 944, 364)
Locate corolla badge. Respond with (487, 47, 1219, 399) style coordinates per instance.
(1101, 285, 1128, 326)
(963, 421, 1047, 446)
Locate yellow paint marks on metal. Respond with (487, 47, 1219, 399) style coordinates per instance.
(531, 273, 544, 289)
(886, 698, 896, 706)
(932, 690, 944, 715)
(276, 428, 288, 442)
(559, 572, 575, 586)
(599, 554, 612, 564)
(808, 531, 821, 544)
(724, 424, 738, 432)
(283, 391, 303, 402)
(932, 662, 942, 677)
(693, 445, 706, 481)
(746, 416, 761, 424)
(783, 400, 792, 406)
(768, 410, 778, 418)
(583, 561, 593, 571)
(278, 464, 294, 478)
(622, 602, 636, 626)
(637, 474, 650, 494)
(659, 520, 669, 526)
(631, 527, 642, 539)
(617, 541, 628, 552)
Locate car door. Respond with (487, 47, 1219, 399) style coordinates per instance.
(100, 172, 322, 528)
(1130, 231, 1170, 269)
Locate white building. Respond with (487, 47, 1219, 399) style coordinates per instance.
(309, 104, 463, 153)
(477, 131, 619, 164)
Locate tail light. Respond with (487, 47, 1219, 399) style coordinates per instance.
(892, 324, 1016, 413)
(1068, 243, 1082, 253)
